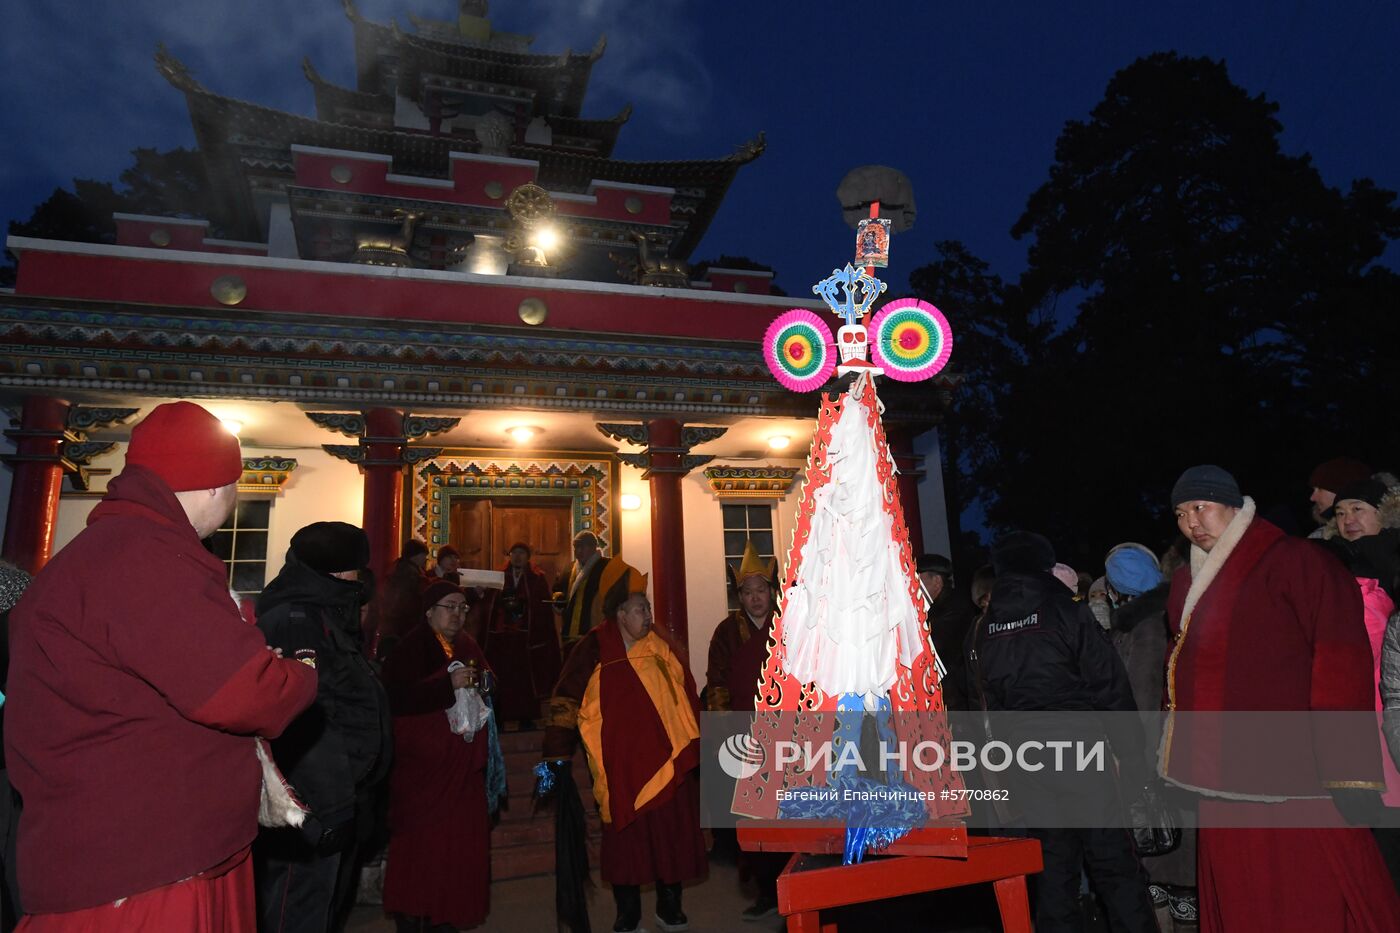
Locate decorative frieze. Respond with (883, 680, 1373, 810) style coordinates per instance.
(703, 464, 802, 500)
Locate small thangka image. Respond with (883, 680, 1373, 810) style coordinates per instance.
(854, 217, 891, 268)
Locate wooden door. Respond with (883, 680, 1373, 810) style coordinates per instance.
(491, 500, 573, 586)
(450, 496, 574, 586)
(450, 499, 492, 570)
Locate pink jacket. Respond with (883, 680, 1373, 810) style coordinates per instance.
(1357, 577, 1400, 807)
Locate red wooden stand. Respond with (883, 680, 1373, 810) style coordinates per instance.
(739, 826, 1041, 933)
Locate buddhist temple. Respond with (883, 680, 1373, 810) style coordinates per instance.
(0, 0, 956, 691)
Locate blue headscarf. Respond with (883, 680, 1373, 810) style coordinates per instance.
(1105, 545, 1162, 597)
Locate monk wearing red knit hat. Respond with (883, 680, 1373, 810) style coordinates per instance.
(5, 400, 318, 931)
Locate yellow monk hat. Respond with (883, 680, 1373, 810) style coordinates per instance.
(602, 559, 649, 616)
(737, 539, 776, 586)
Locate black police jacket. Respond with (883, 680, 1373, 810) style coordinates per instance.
(256, 552, 392, 849)
(966, 570, 1143, 767)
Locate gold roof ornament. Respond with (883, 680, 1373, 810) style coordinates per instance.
(505, 183, 556, 229)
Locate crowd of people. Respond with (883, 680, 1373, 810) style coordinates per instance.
(2, 399, 1399, 933)
(927, 459, 1400, 933)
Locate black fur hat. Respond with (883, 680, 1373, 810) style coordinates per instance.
(290, 522, 370, 575)
(990, 531, 1056, 576)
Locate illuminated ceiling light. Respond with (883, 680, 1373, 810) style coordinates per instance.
(767, 434, 791, 450)
(221, 419, 243, 436)
(532, 225, 560, 251)
(620, 494, 642, 511)
(508, 426, 538, 444)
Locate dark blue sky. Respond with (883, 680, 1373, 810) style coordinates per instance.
(2, 1, 1397, 294)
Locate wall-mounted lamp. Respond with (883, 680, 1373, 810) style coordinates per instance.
(767, 434, 791, 450)
(620, 494, 642, 511)
(221, 419, 244, 436)
(508, 426, 538, 444)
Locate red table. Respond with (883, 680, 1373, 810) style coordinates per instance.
(739, 826, 1042, 933)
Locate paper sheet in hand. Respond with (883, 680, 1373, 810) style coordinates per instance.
(458, 568, 506, 589)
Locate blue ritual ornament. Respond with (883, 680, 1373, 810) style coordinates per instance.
(812, 263, 887, 327)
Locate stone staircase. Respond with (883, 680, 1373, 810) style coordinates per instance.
(491, 727, 602, 880)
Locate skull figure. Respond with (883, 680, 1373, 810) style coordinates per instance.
(837, 324, 869, 364)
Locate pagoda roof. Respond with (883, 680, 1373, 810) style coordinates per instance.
(302, 58, 392, 127)
(547, 104, 631, 157)
(156, 47, 762, 256)
(343, 0, 603, 117)
(392, 24, 602, 119)
(528, 136, 766, 257)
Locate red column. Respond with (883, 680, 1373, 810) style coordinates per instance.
(361, 407, 406, 579)
(2, 396, 71, 574)
(887, 428, 926, 557)
(645, 418, 689, 644)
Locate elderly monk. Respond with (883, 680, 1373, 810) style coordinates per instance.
(5, 401, 317, 931)
(380, 580, 500, 932)
(543, 562, 704, 933)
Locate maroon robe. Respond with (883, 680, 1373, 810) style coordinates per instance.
(704, 612, 773, 712)
(1165, 511, 1400, 931)
(380, 623, 492, 929)
(482, 561, 562, 722)
(4, 465, 316, 916)
(543, 621, 706, 885)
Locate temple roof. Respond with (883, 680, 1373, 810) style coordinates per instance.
(392, 25, 602, 119)
(155, 47, 762, 256)
(302, 58, 392, 126)
(343, 0, 603, 117)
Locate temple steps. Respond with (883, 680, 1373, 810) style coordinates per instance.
(491, 725, 602, 880)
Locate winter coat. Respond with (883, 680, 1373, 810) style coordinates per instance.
(1382, 615, 1400, 773)
(1162, 499, 1380, 799)
(256, 551, 392, 848)
(1110, 583, 1197, 887)
(967, 570, 1143, 768)
(928, 589, 975, 712)
(1109, 583, 1170, 718)
(4, 465, 317, 912)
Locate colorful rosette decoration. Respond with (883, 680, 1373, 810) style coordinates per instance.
(868, 298, 954, 382)
(763, 309, 836, 392)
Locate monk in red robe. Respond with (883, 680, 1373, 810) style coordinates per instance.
(704, 540, 782, 921)
(1164, 465, 1400, 932)
(5, 401, 317, 932)
(381, 581, 497, 932)
(542, 561, 705, 933)
(482, 542, 562, 728)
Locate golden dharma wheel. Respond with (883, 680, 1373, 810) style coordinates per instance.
(505, 183, 555, 228)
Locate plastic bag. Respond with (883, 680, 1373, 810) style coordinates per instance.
(446, 660, 490, 740)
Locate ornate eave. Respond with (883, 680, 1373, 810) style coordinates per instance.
(526, 133, 766, 258)
(547, 104, 631, 159)
(303, 57, 392, 127)
(393, 26, 599, 118)
(284, 185, 673, 270)
(0, 291, 952, 429)
(704, 464, 802, 500)
(239, 456, 298, 494)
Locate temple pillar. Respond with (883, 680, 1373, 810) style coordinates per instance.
(645, 418, 688, 641)
(597, 421, 729, 645)
(2, 397, 70, 574)
(313, 409, 460, 578)
(2, 402, 135, 574)
(361, 407, 408, 580)
(887, 427, 926, 556)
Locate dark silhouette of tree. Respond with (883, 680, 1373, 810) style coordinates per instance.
(920, 52, 1398, 567)
(906, 241, 1026, 573)
(3, 147, 213, 286)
